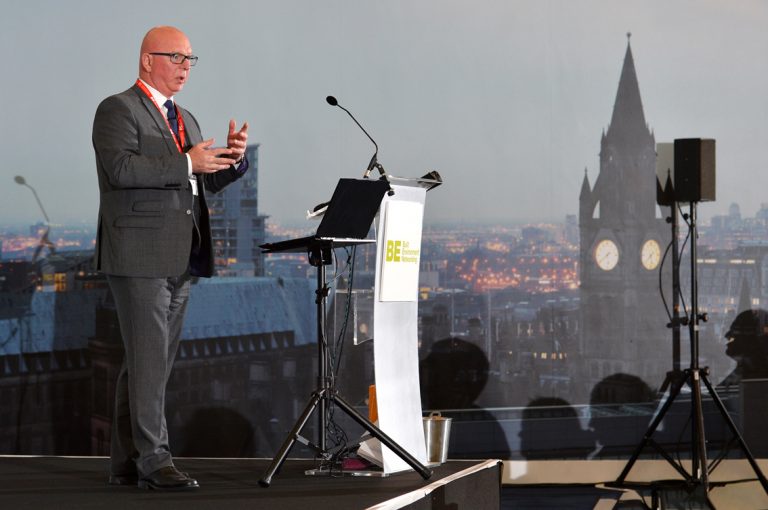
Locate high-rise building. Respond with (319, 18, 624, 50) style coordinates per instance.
(208, 144, 268, 277)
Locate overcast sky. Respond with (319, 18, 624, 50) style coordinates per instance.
(1, 0, 767, 227)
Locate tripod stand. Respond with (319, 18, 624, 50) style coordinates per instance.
(612, 201, 768, 503)
(258, 240, 432, 487)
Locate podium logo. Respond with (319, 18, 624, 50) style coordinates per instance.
(385, 240, 420, 263)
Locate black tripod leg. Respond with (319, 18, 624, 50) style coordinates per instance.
(259, 390, 326, 487)
(331, 393, 432, 480)
(690, 370, 709, 490)
(616, 372, 689, 484)
(700, 374, 768, 494)
(657, 369, 684, 397)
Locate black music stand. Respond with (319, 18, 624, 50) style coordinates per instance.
(258, 178, 433, 487)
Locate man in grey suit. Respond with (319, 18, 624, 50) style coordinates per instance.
(92, 26, 249, 491)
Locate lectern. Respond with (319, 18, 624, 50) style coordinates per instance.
(258, 175, 440, 485)
(360, 175, 441, 473)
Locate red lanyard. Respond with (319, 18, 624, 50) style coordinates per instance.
(135, 79, 187, 152)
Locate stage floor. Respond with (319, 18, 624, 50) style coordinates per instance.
(0, 456, 500, 510)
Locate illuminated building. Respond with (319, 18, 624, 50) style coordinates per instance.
(208, 144, 268, 277)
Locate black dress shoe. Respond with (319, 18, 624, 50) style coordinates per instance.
(138, 466, 199, 491)
(108, 473, 138, 486)
(108, 470, 189, 487)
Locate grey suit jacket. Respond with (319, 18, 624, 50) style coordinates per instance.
(93, 84, 245, 278)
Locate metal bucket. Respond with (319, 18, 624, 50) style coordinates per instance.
(422, 411, 452, 464)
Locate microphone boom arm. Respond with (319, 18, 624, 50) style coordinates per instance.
(327, 96, 383, 179)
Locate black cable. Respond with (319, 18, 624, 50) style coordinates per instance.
(334, 246, 356, 378)
(674, 406, 693, 468)
(326, 246, 352, 385)
(677, 210, 692, 317)
(320, 400, 349, 474)
(329, 247, 344, 284)
(658, 238, 675, 322)
(320, 245, 357, 470)
(678, 202, 692, 229)
(326, 248, 339, 385)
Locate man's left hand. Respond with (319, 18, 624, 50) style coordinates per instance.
(227, 119, 249, 163)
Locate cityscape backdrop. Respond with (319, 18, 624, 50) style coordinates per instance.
(2, 0, 768, 467)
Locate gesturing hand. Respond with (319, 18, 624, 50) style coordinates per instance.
(227, 120, 249, 162)
(188, 138, 237, 174)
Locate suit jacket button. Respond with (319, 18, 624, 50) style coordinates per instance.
(186, 209, 192, 215)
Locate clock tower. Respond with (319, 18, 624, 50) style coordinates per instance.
(579, 36, 671, 390)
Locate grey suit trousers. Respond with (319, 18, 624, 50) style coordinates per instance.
(107, 272, 191, 476)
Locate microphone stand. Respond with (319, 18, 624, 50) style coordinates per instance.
(326, 96, 389, 182)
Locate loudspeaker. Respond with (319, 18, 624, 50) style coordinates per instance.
(673, 138, 716, 202)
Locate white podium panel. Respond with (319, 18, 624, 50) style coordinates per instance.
(378, 199, 424, 302)
(371, 182, 429, 473)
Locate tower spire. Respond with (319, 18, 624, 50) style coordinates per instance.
(606, 33, 649, 141)
(580, 167, 591, 198)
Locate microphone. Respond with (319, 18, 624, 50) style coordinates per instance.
(325, 95, 382, 179)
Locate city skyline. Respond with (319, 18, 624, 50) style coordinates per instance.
(2, 1, 768, 228)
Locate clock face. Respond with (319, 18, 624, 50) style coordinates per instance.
(641, 239, 661, 270)
(594, 239, 619, 271)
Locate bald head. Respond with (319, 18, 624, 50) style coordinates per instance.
(140, 26, 187, 57)
(138, 26, 193, 98)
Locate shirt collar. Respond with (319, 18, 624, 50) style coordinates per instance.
(138, 78, 173, 110)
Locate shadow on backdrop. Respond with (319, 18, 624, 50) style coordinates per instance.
(420, 337, 510, 459)
(588, 373, 656, 459)
(176, 407, 255, 457)
(717, 309, 768, 457)
(519, 397, 594, 460)
(718, 309, 768, 386)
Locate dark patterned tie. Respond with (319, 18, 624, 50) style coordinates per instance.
(163, 99, 179, 139)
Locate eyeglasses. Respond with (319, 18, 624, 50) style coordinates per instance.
(149, 52, 198, 66)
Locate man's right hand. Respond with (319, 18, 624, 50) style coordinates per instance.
(188, 138, 237, 173)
